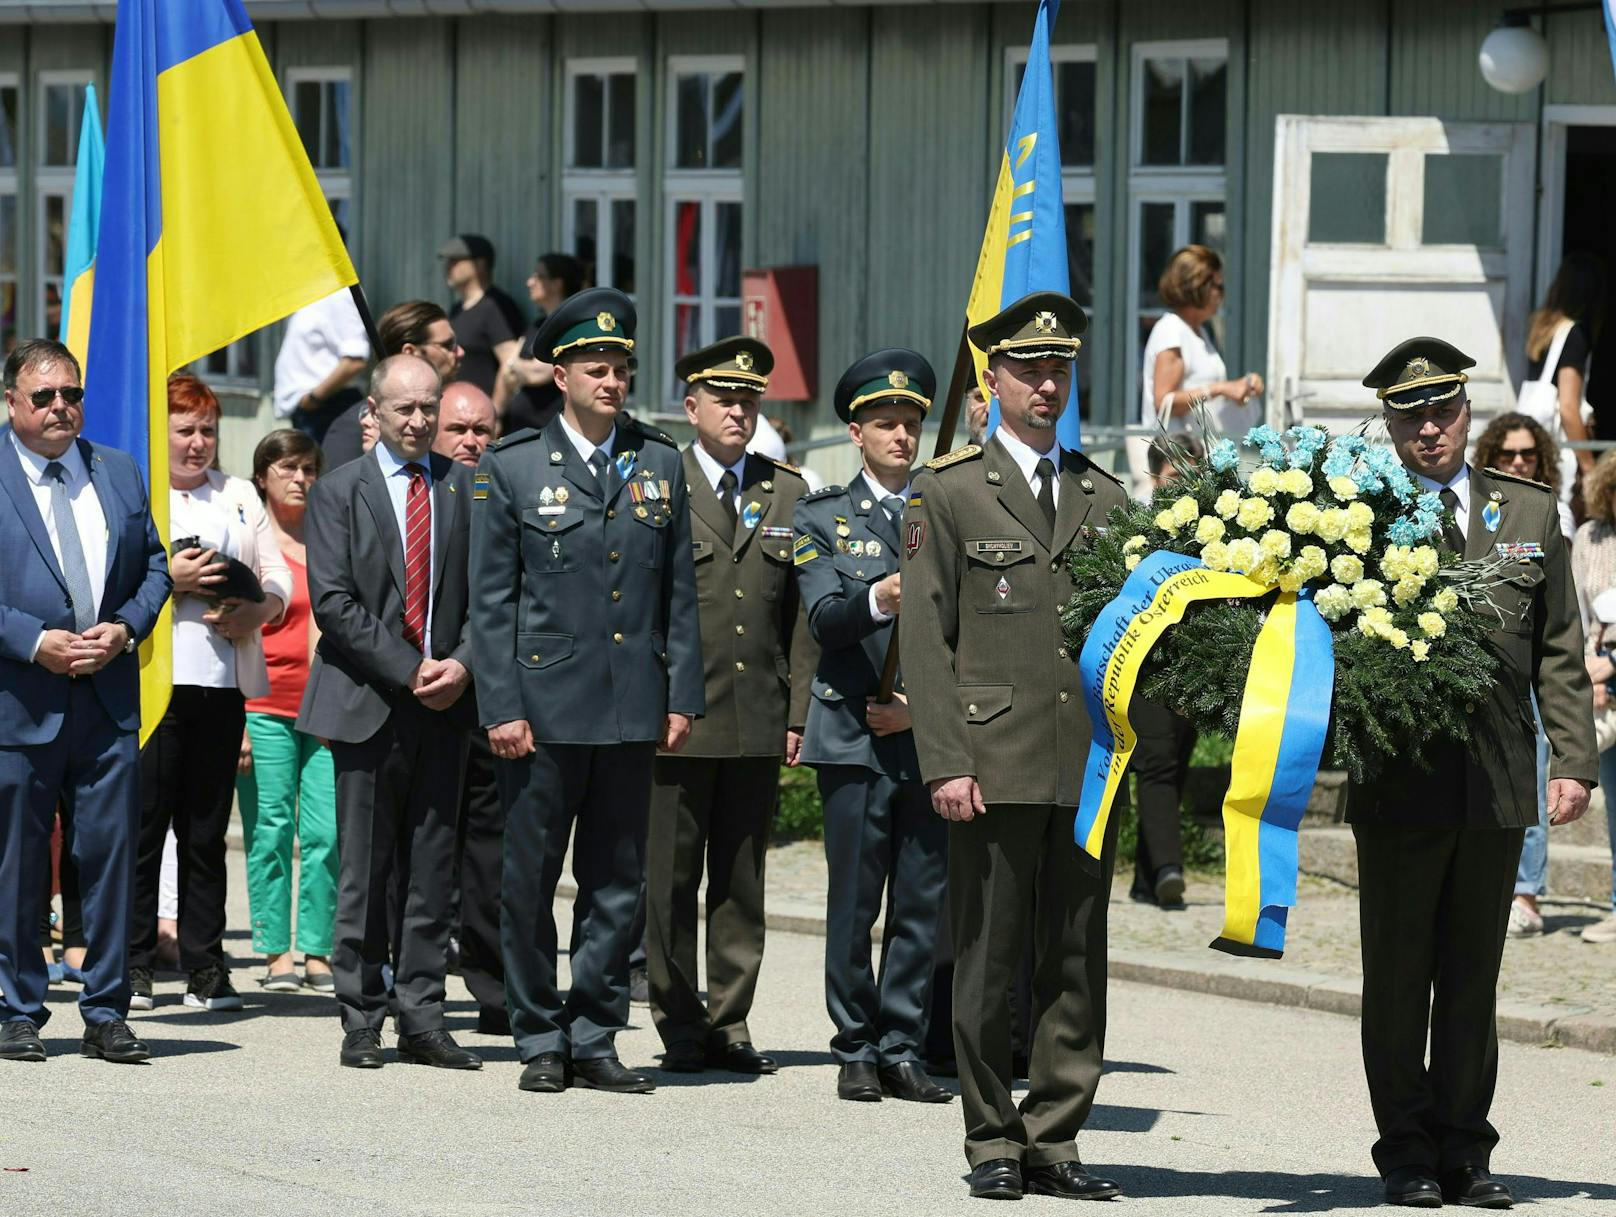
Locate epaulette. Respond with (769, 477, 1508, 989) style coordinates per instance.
(492, 426, 541, 450)
(628, 417, 678, 447)
(924, 443, 982, 472)
(1484, 468, 1553, 492)
(1072, 451, 1125, 488)
(758, 453, 802, 476)
(802, 484, 845, 503)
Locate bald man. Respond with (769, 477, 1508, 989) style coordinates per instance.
(434, 382, 498, 469)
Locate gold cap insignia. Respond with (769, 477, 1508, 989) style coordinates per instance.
(736, 351, 754, 371)
(1033, 311, 1058, 335)
(888, 370, 909, 390)
(597, 312, 617, 332)
(1404, 356, 1430, 380)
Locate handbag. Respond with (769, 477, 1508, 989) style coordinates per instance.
(1517, 320, 1588, 503)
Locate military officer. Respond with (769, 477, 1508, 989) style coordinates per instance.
(469, 287, 705, 1096)
(902, 292, 1129, 1202)
(1350, 338, 1595, 1209)
(793, 349, 951, 1106)
(646, 336, 817, 1075)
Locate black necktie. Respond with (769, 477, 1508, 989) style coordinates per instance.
(1034, 457, 1057, 531)
(718, 469, 739, 538)
(1439, 486, 1465, 554)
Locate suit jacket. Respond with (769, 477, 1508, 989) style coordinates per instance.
(793, 470, 918, 779)
(296, 447, 475, 744)
(899, 436, 1129, 806)
(1347, 463, 1597, 829)
(678, 447, 816, 758)
(0, 429, 171, 744)
(469, 414, 704, 745)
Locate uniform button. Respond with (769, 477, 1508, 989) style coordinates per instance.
(1057, 646, 1068, 660)
(530, 653, 540, 663)
(611, 590, 622, 602)
(855, 569, 864, 577)
(607, 508, 616, 519)
(1050, 561, 1059, 573)
(734, 554, 742, 563)
(735, 625, 745, 636)
(1059, 691, 1070, 703)
(609, 551, 621, 562)
(735, 661, 746, 672)
(613, 632, 624, 644)
(734, 589, 744, 599)
(967, 703, 979, 715)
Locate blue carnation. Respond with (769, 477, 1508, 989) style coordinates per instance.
(1209, 438, 1239, 472)
(1386, 517, 1422, 546)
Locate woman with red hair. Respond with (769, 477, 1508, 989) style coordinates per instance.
(127, 373, 291, 1014)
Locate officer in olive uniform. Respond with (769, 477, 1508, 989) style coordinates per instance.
(646, 336, 817, 1076)
(469, 287, 704, 1096)
(793, 349, 951, 1106)
(902, 292, 1129, 1202)
(1350, 338, 1595, 1209)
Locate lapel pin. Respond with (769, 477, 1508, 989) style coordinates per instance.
(550, 451, 564, 462)
(860, 499, 872, 510)
(761, 480, 773, 492)
(1080, 477, 1094, 492)
(987, 471, 1001, 484)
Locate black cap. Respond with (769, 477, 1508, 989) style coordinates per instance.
(967, 290, 1087, 360)
(437, 233, 495, 264)
(1363, 337, 1475, 410)
(833, 348, 935, 424)
(525, 287, 636, 362)
(675, 336, 773, 393)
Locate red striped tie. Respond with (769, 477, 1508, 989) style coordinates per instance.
(402, 463, 430, 653)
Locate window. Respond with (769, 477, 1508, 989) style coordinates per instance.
(664, 58, 744, 392)
(1127, 41, 1228, 421)
(1, 76, 18, 354)
(35, 73, 90, 345)
(563, 59, 637, 297)
(1007, 45, 1098, 410)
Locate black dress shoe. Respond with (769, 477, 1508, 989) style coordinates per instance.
(80, 1019, 151, 1064)
(572, 1055, 655, 1093)
(1024, 1161, 1121, 1200)
(397, 1029, 482, 1070)
(708, 1041, 778, 1074)
(476, 1006, 511, 1037)
(0, 1019, 46, 1062)
(661, 1042, 707, 1073)
(1154, 865, 1187, 909)
(340, 1028, 385, 1069)
(1384, 1166, 1443, 1208)
(518, 1052, 568, 1092)
(837, 1060, 882, 1101)
(880, 1060, 953, 1103)
(1441, 1166, 1513, 1209)
(967, 1158, 1023, 1200)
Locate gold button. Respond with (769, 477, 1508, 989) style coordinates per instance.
(778, 549, 788, 558)
(611, 590, 622, 602)
(530, 654, 540, 663)
(1050, 561, 1058, 573)
(735, 661, 746, 672)
(734, 589, 744, 599)
(609, 551, 621, 562)
(613, 632, 624, 644)
(855, 569, 864, 577)
(607, 508, 616, 519)
(1057, 647, 1068, 660)
(967, 703, 979, 715)
(1059, 691, 1070, 703)
(994, 554, 1004, 563)
(548, 520, 558, 529)
(735, 625, 745, 636)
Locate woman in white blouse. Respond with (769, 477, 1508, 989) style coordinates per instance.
(127, 373, 291, 1014)
(1128, 244, 1265, 497)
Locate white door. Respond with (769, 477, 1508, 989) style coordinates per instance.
(1266, 115, 1535, 431)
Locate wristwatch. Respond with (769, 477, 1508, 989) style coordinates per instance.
(115, 619, 136, 654)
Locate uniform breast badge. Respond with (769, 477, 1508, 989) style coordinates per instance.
(616, 451, 638, 480)
(1481, 500, 1502, 533)
(995, 575, 1011, 600)
(742, 501, 763, 530)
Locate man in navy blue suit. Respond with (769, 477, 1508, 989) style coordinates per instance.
(0, 338, 171, 1064)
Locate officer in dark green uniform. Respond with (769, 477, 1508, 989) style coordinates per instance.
(1351, 338, 1596, 1209)
(646, 336, 817, 1076)
(793, 350, 951, 1107)
(469, 287, 704, 1096)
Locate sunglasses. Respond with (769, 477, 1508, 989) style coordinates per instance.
(1499, 446, 1537, 461)
(23, 386, 85, 407)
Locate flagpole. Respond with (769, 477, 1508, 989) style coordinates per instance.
(348, 282, 385, 361)
(874, 325, 974, 704)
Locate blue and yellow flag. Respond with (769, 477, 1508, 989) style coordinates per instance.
(965, 0, 1079, 450)
(81, 0, 358, 740)
(59, 82, 103, 366)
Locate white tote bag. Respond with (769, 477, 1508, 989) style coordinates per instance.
(1516, 320, 1582, 503)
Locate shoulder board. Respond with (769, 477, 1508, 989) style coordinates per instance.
(1483, 467, 1553, 493)
(1071, 452, 1125, 488)
(924, 443, 982, 472)
(492, 426, 541, 451)
(759, 454, 802, 476)
(802, 484, 845, 503)
(627, 418, 677, 447)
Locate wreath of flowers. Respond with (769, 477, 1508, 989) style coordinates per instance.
(1061, 423, 1505, 783)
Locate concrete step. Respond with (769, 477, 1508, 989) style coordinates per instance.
(1299, 824, 1613, 904)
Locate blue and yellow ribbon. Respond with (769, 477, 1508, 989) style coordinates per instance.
(1075, 551, 1334, 958)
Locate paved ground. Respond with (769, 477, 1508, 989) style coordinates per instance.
(5, 851, 1615, 1216)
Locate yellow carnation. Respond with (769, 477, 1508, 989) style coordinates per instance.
(1280, 468, 1313, 497)
(1123, 534, 1148, 554)
(1315, 584, 1354, 621)
(1294, 546, 1328, 580)
(1195, 516, 1226, 545)
(1363, 606, 1394, 628)
(1387, 628, 1410, 650)
(1392, 578, 1425, 607)
(1125, 554, 1142, 571)
(1237, 497, 1275, 531)
(1286, 502, 1321, 534)
(1328, 475, 1359, 500)
(1352, 580, 1388, 609)
(1252, 558, 1283, 587)
(1215, 489, 1242, 519)
(1225, 538, 1262, 573)
(1433, 588, 1459, 613)
(1409, 546, 1439, 578)
(1278, 568, 1305, 593)
(1345, 526, 1373, 554)
(1330, 554, 1364, 584)
(1172, 495, 1200, 527)
(1345, 501, 1374, 529)
(1379, 546, 1409, 582)
(1249, 466, 1282, 497)
(1200, 540, 1231, 571)
(1154, 509, 1178, 533)
(1410, 639, 1431, 662)
(1260, 529, 1293, 559)
(1417, 612, 1446, 638)
(1315, 509, 1349, 543)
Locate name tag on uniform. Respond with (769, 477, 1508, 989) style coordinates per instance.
(972, 540, 1023, 554)
(536, 505, 566, 516)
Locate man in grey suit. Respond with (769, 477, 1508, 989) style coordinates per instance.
(470, 287, 704, 1095)
(298, 354, 480, 1073)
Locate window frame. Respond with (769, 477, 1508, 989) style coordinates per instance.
(0, 72, 19, 353)
(33, 71, 93, 346)
(1129, 38, 1229, 175)
(561, 56, 638, 297)
(284, 65, 356, 235)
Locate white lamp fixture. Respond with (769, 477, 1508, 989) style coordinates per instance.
(1479, 21, 1550, 93)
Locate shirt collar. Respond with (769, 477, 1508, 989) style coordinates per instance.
(690, 441, 747, 493)
(559, 414, 616, 467)
(9, 430, 86, 486)
(855, 468, 909, 508)
(993, 425, 1061, 487)
(1415, 463, 1469, 508)
(374, 440, 431, 480)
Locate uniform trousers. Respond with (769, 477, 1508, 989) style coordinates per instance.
(646, 754, 777, 1051)
(329, 703, 467, 1035)
(1354, 824, 1525, 1177)
(498, 740, 655, 1063)
(950, 803, 1118, 1169)
(0, 679, 138, 1027)
(817, 764, 946, 1066)
(455, 731, 506, 1019)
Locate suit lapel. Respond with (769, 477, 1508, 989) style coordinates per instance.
(1051, 451, 1095, 556)
(428, 453, 456, 601)
(0, 428, 68, 592)
(357, 450, 407, 596)
(986, 435, 1051, 550)
(1465, 465, 1505, 561)
(733, 454, 776, 558)
(684, 447, 730, 544)
(79, 439, 121, 578)
(544, 419, 603, 504)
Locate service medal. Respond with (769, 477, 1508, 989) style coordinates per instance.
(866, 541, 882, 558)
(995, 575, 1011, 600)
(742, 501, 762, 530)
(616, 451, 637, 480)
(1481, 501, 1502, 533)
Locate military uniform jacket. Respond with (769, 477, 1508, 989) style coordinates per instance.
(900, 436, 1128, 806)
(1347, 463, 1597, 829)
(679, 447, 817, 757)
(469, 414, 705, 745)
(793, 471, 918, 779)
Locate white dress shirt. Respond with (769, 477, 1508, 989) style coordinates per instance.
(865, 475, 909, 626)
(1417, 464, 1471, 539)
(690, 440, 747, 510)
(994, 425, 1063, 508)
(559, 414, 617, 473)
(11, 431, 109, 660)
(271, 289, 370, 419)
(374, 442, 437, 658)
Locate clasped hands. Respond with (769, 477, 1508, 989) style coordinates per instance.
(411, 657, 470, 712)
(35, 622, 129, 677)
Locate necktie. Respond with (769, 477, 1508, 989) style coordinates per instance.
(401, 463, 430, 653)
(44, 461, 96, 632)
(718, 469, 739, 537)
(589, 449, 618, 496)
(1439, 486, 1465, 554)
(1034, 457, 1057, 531)
(882, 495, 903, 525)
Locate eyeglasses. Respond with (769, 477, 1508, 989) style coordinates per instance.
(1499, 446, 1537, 461)
(25, 386, 85, 407)
(415, 338, 458, 352)
(1211, 280, 1227, 293)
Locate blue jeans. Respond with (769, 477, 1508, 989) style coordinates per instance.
(1516, 694, 1550, 897)
(1599, 747, 1616, 913)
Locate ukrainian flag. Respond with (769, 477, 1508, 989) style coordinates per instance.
(59, 83, 103, 366)
(966, 0, 1079, 451)
(81, 0, 358, 740)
